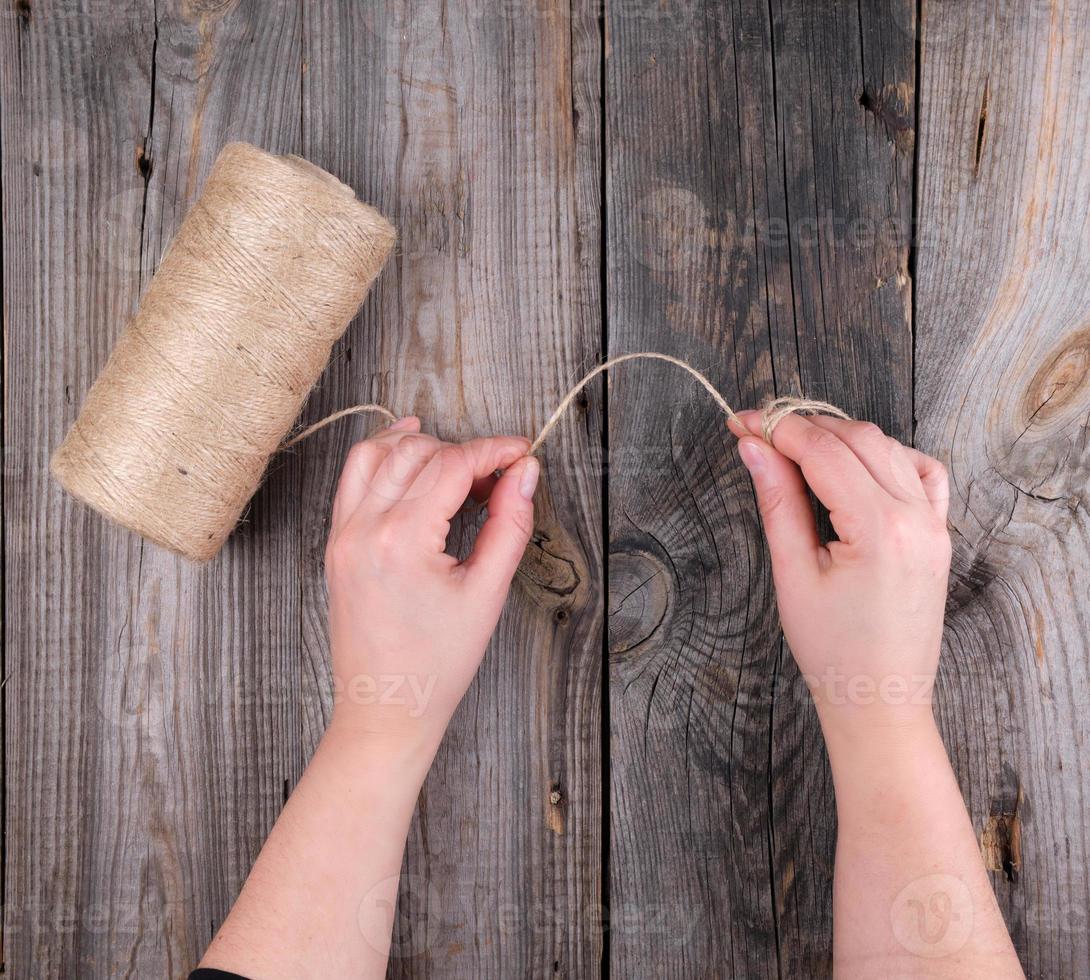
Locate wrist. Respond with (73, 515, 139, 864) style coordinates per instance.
(319, 717, 442, 793)
(819, 711, 958, 841)
(816, 697, 937, 745)
(818, 703, 937, 756)
(818, 707, 945, 813)
(802, 660, 937, 746)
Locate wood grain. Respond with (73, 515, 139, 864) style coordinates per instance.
(4, 0, 602, 977)
(915, 1, 1090, 975)
(4, 0, 1089, 977)
(605, 0, 914, 974)
(2, 1, 308, 975)
(297, 1, 604, 976)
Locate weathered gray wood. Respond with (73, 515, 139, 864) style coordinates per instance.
(915, 2, 1090, 976)
(605, 0, 914, 974)
(2, 1, 309, 976)
(7, 0, 1090, 977)
(4, 0, 603, 976)
(297, 2, 604, 977)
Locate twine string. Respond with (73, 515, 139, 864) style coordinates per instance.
(282, 403, 398, 448)
(281, 351, 851, 453)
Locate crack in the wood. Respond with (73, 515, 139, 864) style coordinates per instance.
(299, 0, 306, 154)
(595, 0, 611, 972)
(0, 47, 5, 966)
(974, 75, 990, 177)
(1007, 385, 1060, 451)
(138, 0, 160, 287)
(910, 0, 922, 443)
(993, 467, 1071, 506)
(608, 568, 661, 619)
(763, 8, 787, 966)
(858, 82, 914, 149)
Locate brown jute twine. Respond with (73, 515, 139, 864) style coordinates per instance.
(52, 144, 849, 563)
(283, 352, 849, 453)
(285, 352, 850, 475)
(51, 143, 396, 562)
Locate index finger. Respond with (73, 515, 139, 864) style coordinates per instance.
(396, 436, 532, 520)
(330, 417, 421, 532)
(735, 411, 886, 542)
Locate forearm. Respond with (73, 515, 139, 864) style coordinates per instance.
(195, 428, 536, 978)
(200, 724, 436, 980)
(823, 714, 1023, 977)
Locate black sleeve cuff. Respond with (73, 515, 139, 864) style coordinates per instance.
(189, 970, 253, 980)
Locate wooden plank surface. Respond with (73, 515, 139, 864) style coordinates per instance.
(915, 1, 1090, 976)
(4, 0, 1089, 977)
(297, 2, 604, 976)
(605, 0, 914, 974)
(2, 1, 309, 975)
(2, 0, 602, 977)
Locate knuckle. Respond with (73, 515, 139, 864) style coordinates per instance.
(851, 420, 885, 442)
(801, 425, 843, 458)
(437, 444, 471, 477)
(345, 441, 374, 469)
(758, 483, 789, 519)
(884, 507, 914, 539)
(461, 439, 493, 470)
(394, 433, 439, 460)
(324, 533, 356, 578)
(508, 507, 535, 539)
(927, 457, 949, 486)
(878, 507, 951, 562)
(380, 510, 416, 541)
(370, 521, 408, 566)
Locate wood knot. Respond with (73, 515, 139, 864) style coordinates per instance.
(858, 81, 915, 153)
(546, 784, 565, 835)
(981, 813, 1022, 883)
(1020, 330, 1090, 428)
(946, 549, 997, 615)
(993, 328, 1090, 506)
(136, 143, 153, 181)
(980, 766, 1025, 884)
(608, 538, 672, 658)
(516, 517, 584, 610)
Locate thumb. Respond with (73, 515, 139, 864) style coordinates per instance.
(737, 436, 823, 578)
(462, 455, 539, 594)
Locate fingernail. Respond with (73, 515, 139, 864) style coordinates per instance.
(389, 416, 416, 431)
(518, 457, 540, 500)
(738, 438, 766, 474)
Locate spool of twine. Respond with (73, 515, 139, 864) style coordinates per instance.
(51, 143, 396, 562)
